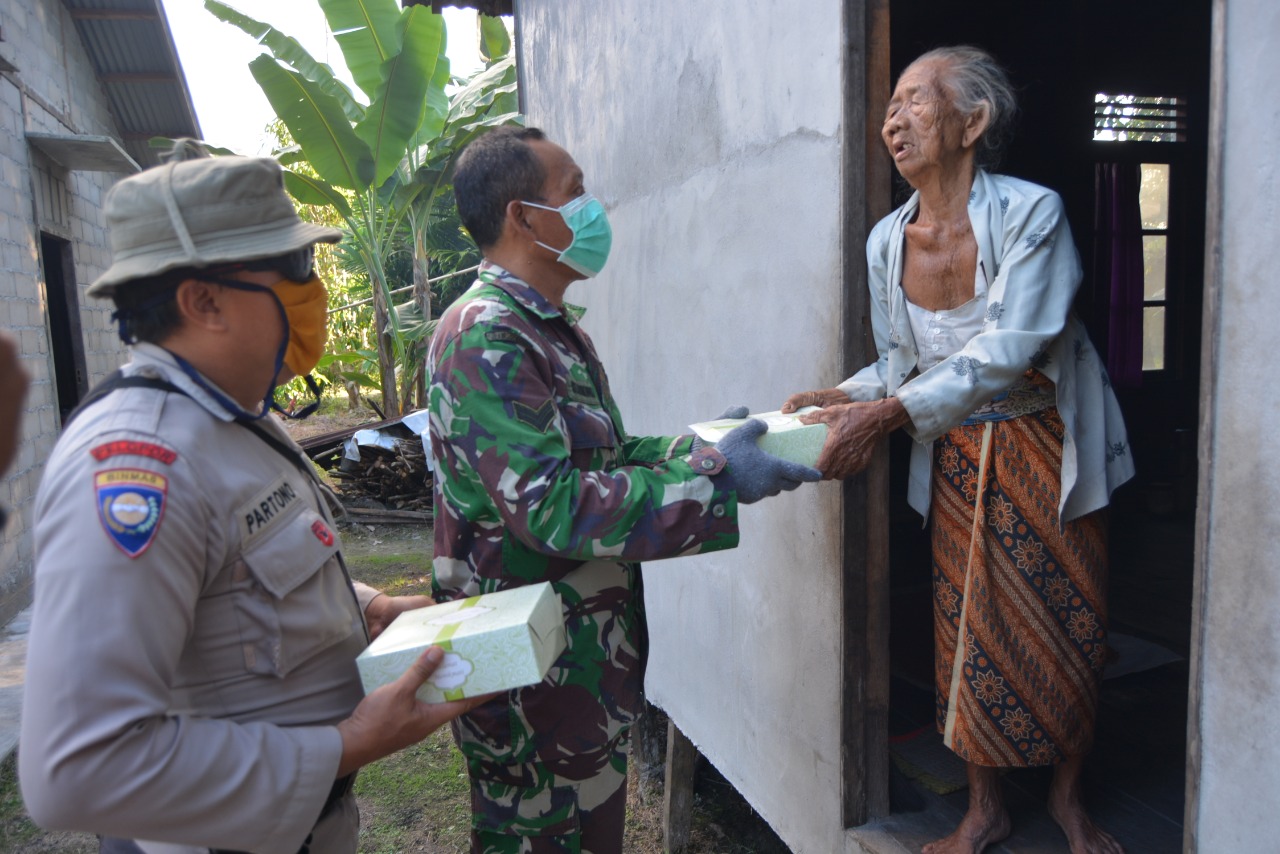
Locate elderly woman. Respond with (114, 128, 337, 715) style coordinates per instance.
(784, 47, 1132, 854)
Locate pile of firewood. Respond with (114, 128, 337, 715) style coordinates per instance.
(329, 441, 432, 516)
(298, 424, 433, 523)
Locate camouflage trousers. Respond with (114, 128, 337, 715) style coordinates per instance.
(466, 732, 629, 854)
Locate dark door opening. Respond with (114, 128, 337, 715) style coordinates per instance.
(876, 1, 1209, 849)
(41, 233, 88, 425)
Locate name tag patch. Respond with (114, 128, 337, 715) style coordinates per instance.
(95, 469, 168, 557)
(237, 476, 302, 544)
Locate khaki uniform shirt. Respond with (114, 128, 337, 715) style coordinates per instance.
(20, 344, 378, 853)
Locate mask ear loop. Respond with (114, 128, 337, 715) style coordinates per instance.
(519, 199, 574, 259)
(276, 374, 323, 420)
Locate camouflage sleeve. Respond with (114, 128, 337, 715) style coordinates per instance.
(620, 433, 695, 465)
(431, 322, 738, 562)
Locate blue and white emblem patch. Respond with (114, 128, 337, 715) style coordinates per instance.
(95, 469, 168, 557)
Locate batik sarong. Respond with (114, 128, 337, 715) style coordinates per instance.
(931, 402, 1108, 768)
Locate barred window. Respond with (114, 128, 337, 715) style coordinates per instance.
(1094, 94, 1186, 143)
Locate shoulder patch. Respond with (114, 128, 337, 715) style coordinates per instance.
(513, 400, 557, 433)
(95, 469, 168, 557)
(91, 440, 178, 465)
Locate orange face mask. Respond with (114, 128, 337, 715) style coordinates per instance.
(270, 274, 328, 378)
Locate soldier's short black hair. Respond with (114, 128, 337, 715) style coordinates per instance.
(453, 126, 548, 250)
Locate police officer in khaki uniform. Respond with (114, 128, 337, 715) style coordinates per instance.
(19, 147, 485, 854)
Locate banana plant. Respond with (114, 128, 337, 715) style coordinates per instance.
(206, 0, 449, 416)
(399, 15, 519, 406)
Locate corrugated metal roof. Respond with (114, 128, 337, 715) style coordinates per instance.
(63, 0, 201, 169)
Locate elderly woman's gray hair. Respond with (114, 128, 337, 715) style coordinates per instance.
(910, 46, 1018, 170)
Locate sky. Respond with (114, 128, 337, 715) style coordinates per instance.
(159, 0, 486, 156)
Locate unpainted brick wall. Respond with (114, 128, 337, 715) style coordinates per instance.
(0, 0, 132, 624)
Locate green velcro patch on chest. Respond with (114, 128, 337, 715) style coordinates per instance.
(484, 329, 524, 346)
(568, 380, 597, 402)
(513, 400, 557, 432)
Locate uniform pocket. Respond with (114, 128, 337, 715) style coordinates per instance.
(233, 507, 352, 677)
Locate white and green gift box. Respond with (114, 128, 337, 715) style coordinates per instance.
(688, 406, 828, 468)
(356, 582, 567, 703)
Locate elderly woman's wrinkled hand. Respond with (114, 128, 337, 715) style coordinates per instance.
(799, 398, 910, 480)
(780, 387, 852, 414)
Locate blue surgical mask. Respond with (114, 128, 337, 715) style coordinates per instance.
(522, 194, 612, 277)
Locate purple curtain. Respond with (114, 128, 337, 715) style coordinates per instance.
(1092, 163, 1144, 389)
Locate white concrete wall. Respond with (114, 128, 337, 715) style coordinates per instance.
(0, 0, 128, 622)
(517, 3, 849, 851)
(1190, 0, 1280, 849)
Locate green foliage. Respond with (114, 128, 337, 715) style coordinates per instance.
(249, 54, 376, 190)
(352, 8, 444, 185)
(208, 0, 519, 414)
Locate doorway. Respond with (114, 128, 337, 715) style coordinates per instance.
(867, 0, 1210, 849)
(40, 233, 88, 425)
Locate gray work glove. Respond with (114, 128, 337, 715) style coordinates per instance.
(690, 405, 751, 454)
(716, 418, 822, 504)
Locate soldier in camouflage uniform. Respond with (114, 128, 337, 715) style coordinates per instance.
(429, 127, 820, 853)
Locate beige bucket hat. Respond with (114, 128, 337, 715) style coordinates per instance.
(88, 149, 342, 298)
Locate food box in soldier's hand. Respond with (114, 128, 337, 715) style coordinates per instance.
(356, 582, 566, 703)
(689, 407, 828, 469)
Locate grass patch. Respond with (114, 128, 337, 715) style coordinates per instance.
(0, 753, 41, 850)
(347, 552, 434, 596)
(354, 728, 472, 853)
(0, 752, 96, 853)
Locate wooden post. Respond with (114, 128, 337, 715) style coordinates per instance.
(662, 720, 699, 854)
(838, 0, 894, 827)
(632, 698, 668, 797)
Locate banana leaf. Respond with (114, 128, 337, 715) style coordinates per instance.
(389, 301, 437, 345)
(445, 56, 517, 126)
(317, 351, 371, 368)
(418, 45, 451, 147)
(336, 370, 378, 388)
(251, 55, 375, 190)
(319, 0, 403, 101)
(354, 7, 444, 185)
(479, 14, 510, 63)
(272, 144, 307, 166)
(205, 0, 365, 123)
(282, 170, 354, 219)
